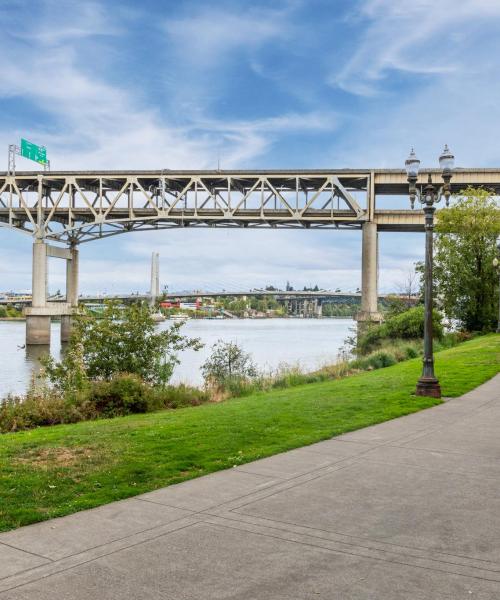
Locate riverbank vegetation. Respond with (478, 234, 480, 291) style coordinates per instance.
(0, 302, 458, 433)
(0, 333, 498, 532)
(0, 305, 23, 319)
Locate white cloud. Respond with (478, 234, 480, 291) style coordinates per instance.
(0, 1, 325, 171)
(333, 0, 500, 96)
(163, 7, 288, 69)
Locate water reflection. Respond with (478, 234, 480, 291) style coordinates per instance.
(25, 344, 51, 363)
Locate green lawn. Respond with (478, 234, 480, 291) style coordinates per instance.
(1, 334, 498, 532)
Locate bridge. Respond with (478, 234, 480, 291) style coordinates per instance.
(1, 167, 498, 343)
(1, 289, 409, 320)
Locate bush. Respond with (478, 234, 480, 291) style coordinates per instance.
(201, 340, 258, 392)
(351, 350, 397, 371)
(0, 376, 211, 433)
(358, 306, 443, 355)
(89, 374, 149, 416)
(147, 384, 210, 409)
(0, 390, 94, 433)
(43, 302, 202, 389)
(0, 306, 6, 318)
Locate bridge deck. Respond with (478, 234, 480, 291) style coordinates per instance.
(0, 168, 497, 242)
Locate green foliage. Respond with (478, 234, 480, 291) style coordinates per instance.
(383, 294, 420, 318)
(358, 306, 443, 355)
(0, 375, 210, 433)
(89, 374, 149, 416)
(1, 334, 498, 531)
(352, 350, 397, 370)
(147, 384, 209, 409)
(41, 342, 88, 395)
(322, 302, 358, 317)
(43, 302, 202, 388)
(201, 340, 258, 390)
(0, 306, 23, 318)
(0, 390, 90, 433)
(434, 187, 500, 331)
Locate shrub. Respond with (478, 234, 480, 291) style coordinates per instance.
(89, 374, 149, 416)
(0, 306, 6, 318)
(358, 306, 443, 355)
(404, 345, 419, 359)
(43, 302, 202, 389)
(0, 390, 93, 433)
(201, 340, 258, 391)
(0, 376, 211, 433)
(351, 350, 397, 371)
(147, 384, 210, 409)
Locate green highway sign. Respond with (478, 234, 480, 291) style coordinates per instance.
(20, 138, 47, 165)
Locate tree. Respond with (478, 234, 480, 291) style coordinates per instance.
(43, 302, 202, 389)
(433, 187, 500, 331)
(201, 340, 257, 388)
(396, 269, 419, 307)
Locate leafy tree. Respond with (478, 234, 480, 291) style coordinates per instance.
(201, 340, 257, 388)
(266, 296, 279, 310)
(433, 188, 500, 331)
(43, 302, 202, 389)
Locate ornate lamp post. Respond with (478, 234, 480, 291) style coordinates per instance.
(405, 146, 454, 398)
(493, 237, 500, 333)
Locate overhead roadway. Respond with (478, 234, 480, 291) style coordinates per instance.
(1, 167, 498, 345)
(0, 168, 499, 243)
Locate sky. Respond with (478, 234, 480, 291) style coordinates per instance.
(1, 0, 500, 294)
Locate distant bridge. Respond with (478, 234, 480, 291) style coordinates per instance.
(1, 290, 411, 306)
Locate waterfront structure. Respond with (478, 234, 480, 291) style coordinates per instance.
(1, 167, 499, 344)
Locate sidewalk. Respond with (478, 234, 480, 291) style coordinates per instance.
(1, 374, 500, 599)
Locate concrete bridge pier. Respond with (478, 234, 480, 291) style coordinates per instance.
(24, 241, 79, 345)
(25, 241, 51, 345)
(357, 222, 382, 330)
(60, 245, 79, 343)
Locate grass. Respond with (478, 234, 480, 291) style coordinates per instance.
(0, 333, 498, 532)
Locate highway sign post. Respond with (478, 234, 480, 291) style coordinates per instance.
(7, 139, 50, 174)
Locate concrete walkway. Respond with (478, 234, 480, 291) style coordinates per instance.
(1, 375, 500, 599)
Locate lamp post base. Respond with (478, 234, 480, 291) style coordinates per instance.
(415, 377, 441, 398)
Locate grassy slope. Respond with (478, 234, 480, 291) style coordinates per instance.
(1, 334, 499, 532)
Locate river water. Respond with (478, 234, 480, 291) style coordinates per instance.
(0, 318, 354, 396)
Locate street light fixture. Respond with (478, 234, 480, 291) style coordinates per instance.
(494, 237, 500, 334)
(405, 146, 455, 398)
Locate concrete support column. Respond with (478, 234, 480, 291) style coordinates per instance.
(66, 246, 79, 307)
(32, 240, 47, 308)
(60, 315, 72, 343)
(61, 246, 79, 342)
(26, 315, 51, 345)
(357, 222, 382, 328)
(26, 241, 50, 345)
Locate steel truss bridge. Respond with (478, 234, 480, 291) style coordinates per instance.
(2, 167, 498, 344)
(1, 168, 499, 243)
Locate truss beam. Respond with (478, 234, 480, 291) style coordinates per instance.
(0, 168, 498, 244)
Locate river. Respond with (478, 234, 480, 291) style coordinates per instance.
(0, 318, 355, 396)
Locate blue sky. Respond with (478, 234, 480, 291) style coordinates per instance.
(1, 0, 500, 294)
